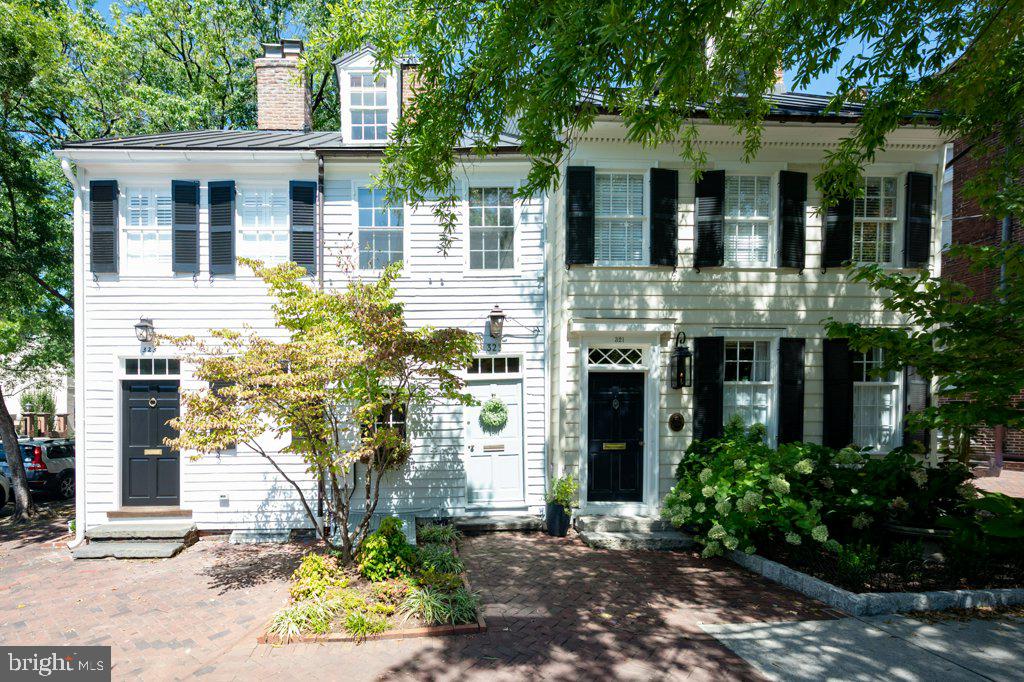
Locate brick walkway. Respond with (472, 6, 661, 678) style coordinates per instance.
(975, 469, 1024, 498)
(0, 512, 836, 681)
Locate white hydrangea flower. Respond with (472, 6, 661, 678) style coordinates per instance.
(698, 468, 713, 484)
(708, 523, 727, 540)
(794, 459, 814, 475)
(744, 545, 756, 555)
(715, 500, 732, 516)
(680, 490, 692, 501)
(785, 532, 801, 545)
(811, 525, 829, 543)
(724, 536, 739, 551)
(910, 469, 928, 487)
(891, 496, 909, 511)
(701, 541, 722, 558)
(769, 475, 790, 495)
(852, 513, 872, 530)
(733, 458, 747, 471)
(702, 485, 716, 498)
(695, 502, 706, 513)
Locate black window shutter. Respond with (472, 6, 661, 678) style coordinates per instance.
(692, 336, 725, 442)
(89, 180, 118, 273)
(290, 180, 317, 275)
(903, 366, 930, 451)
(822, 339, 854, 448)
(822, 198, 853, 269)
(649, 168, 678, 266)
(565, 166, 595, 266)
(778, 171, 807, 269)
(778, 338, 805, 444)
(172, 180, 200, 274)
(208, 181, 235, 275)
(904, 172, 933, 268)
(694, 170, 725, 268)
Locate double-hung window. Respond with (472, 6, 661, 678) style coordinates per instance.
(238, 188, 289, 264)
(853, 176, 898, 264)
(358, 188, 404, 270)
(349, 73, 388, 141)
(724, 175, 772, 265)
(722, 340, 774, 435)
(469, 187, 515, 270)
(594, 172, 645, 264)
(124, 187, 172, 273)
(852, 348, 900, 451)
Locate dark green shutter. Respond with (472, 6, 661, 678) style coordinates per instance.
(208, 181, 235, 275)
(903, 366, 930, 451)
(290, 180, 317, 275)
(692, 336, 724, 441)
(904, 172, 933, 268)
(565, 166, 595, 266)
(694, 170, 725, 268)
(778, 171, 807, 269)
(822, 339, 853, 448)
(89, 180, 118, 273)
(172, 180, 200, 274)
(822, 198, 853, 269)
(649, 168, 678, 266)
(778, 338, 806, 444)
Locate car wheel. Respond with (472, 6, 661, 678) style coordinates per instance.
(0, 487, 7, 508)
(58, 473, 75, 500)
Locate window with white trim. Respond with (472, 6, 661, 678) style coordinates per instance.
(852, 348, 900, 451)
(467, 356, 520, 374)
(238, 188, 289, 264)
(469, 187, 515, 270)
(125, 358, 180, 376)
(124, 187, 172, 272)
(358, 187, 403, 269)
(723, 340, 774, 431)
(349, 73, 388, 141)
(724, 175, 772, 264)
(853, 176, 898, 264)
(594, 173, 645, 264)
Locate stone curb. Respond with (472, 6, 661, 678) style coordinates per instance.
(728, 550, 1024, 616)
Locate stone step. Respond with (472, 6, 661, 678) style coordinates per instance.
(72, 541, 185, 560)
(454, 514, 544, 535)
(579, 530, 696, 551)
(86, 523, 197, 542)
(574, 515, 670, 534)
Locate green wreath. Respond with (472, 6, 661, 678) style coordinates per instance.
(479, 398, 509, 431)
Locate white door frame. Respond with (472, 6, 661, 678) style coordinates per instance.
(464, 366, 526, 510)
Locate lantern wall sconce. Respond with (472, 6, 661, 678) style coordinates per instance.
(134, 317, 156, 343)
(488, 304, 506, 339)
(670, 331, 693, 389)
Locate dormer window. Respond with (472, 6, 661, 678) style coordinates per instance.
(349, 73, 388, 141)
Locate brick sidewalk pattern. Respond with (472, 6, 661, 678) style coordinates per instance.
(0, 515, 835, 681)
(975, 469, 1024, 498)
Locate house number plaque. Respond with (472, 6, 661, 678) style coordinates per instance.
(668, 413, 685, 432)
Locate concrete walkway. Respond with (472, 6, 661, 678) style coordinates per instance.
(703, 613, 1024, 681)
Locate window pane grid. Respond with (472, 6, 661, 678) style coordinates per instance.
(588, 347, 644, 366)
(467, 356, 521, 374)
(852, 348, 899, 450)
(723, 340, 772, 430)
(238, 188, 289, 264)
(350, 73, 388, 141)
(358, 187, 404, 269)
(469, 186, 515, 270)
(124, 187, 172, 270)
(595, 173, 644, 263)
(724, 175, 771, 264)
(853, 176, 898, 264)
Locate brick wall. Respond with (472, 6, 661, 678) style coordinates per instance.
(255, 54, 311, 131)
(944, 136, 1024, 460)
(400, 64, 420, 116)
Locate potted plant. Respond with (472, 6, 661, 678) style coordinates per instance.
(545, 473, 579, 537)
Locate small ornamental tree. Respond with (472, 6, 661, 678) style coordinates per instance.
(167, 260, 477, 561)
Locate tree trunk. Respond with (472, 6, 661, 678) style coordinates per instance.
(0, 383, 35, 521)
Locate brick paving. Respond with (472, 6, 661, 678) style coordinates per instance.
(0, 509, 837, 681)
(975, 469, 1024, 498)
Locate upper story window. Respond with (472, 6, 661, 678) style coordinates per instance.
(124, 187, 172, 272)
(852, 348, 900, 451)
(358, 187, 404, 270)
(239, 188, 290, 265)
(469, 187, 515, 270)
(724, 175, 772, 265)
(722, 339, 774, 436)
(349, 73, 388, 141)
(594, 173, 645, 264)
(853, 176, 898, 264)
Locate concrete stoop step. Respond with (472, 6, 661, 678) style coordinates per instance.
(72, 522, 198, 560)
(454, 514, 545, 535)
(579, 529, 696, 551)
(574, 515, 670, 534)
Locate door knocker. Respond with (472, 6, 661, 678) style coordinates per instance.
(611, 398, 620, 410)
(148, 397, 158, 408)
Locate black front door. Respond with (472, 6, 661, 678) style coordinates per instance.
(122, 380, 180, 506)
(587, 372, 644, 502)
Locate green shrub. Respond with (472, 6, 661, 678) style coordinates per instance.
(546, 473, 579, 516)
(417, 543, 464, 574)
(890, 540, 924, 571)
(357, 517, 418, 582)
(417, 522, 461, 545)
(344, 610, 389, 641)
(267, 596, 340, 641)
(940, 492, 1024, 578)
(290, 553, 350, 601)
(370, 578, 411, 605)
(399, 586, 479, 626)
(834, 543, 880, 589)
(415, 569, 463, 593)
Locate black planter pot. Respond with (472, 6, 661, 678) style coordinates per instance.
(546, 502, 571, 537)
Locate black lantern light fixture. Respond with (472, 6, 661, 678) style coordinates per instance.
(670, 331, 693, 389)
(488, 304, 506, 339)
(134, 317, 155, 343)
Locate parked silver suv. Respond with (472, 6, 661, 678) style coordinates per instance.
(19, 438, 76, 499)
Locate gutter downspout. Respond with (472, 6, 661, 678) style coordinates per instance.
(316, 152, 326, 537)
(991, 213, 1012, 474)
(61, 158, 87, 549)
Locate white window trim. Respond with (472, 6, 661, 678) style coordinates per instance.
(120, 185, 173, 276)
(852, 174, 905, 267)
(338, 66, 399, 145)
(237, 183, 291, 268)
(355, 182, 406, 274)
(592, 168, 650, 267)
(463, 183, 521, 276)
(852, 350, 905, 454)
(722, 172, 777, 268)
(712, 328, 784, 445)
(464, 354, 525, 381)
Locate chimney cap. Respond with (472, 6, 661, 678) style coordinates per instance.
(261, 39, 304, 59)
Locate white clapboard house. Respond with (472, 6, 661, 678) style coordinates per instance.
(56, 41, 945, 550)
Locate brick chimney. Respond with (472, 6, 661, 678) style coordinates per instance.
(255, 39, 311, 131)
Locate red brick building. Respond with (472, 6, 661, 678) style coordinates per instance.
(944, 137, 1024, 462)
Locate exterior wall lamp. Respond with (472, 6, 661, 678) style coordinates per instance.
(134, 317, 156, 343)
(488, 304, 506, 339)
(670, 331, 693, 389)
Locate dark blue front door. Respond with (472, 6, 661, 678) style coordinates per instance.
(122, 380, 180, 506)
(587, 372, 644, 502)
